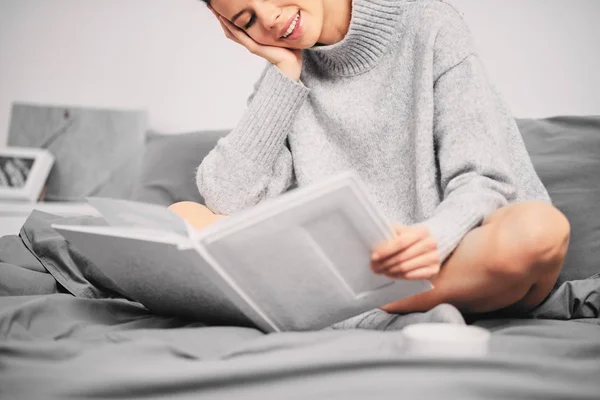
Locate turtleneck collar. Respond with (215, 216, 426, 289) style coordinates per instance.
(306, 0, 404, 76)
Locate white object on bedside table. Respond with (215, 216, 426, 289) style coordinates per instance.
(0, 202, 100, 237)
(0, 147, 54, 202)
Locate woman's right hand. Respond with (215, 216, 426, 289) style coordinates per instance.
(209, 7, 303, 81)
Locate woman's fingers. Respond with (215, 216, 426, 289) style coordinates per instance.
(386, 251, 440, 276)
(218, 17, 259, 53)
(400, 265, 441, 280)
(374, 237, 437, 271)
(217, 18, 240, 44)
(372, 226, 427, 263)
(208, 8, 242, 45)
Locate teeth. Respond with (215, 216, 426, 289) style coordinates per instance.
(283, 13, 299, 38)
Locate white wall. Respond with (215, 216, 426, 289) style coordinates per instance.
(1, 0, 599, 145)
(0, 0, 265, 144)
(451, 0, 600, 120)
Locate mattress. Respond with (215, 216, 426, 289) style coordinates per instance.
(0, 294, 599, 399)
(0, 210, 599, 399)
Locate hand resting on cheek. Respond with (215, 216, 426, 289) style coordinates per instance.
(208, 6, 303, 81)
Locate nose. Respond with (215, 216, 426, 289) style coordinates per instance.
(256, 3, 280, 30)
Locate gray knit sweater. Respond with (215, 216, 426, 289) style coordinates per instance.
(196, 0, 550, 262)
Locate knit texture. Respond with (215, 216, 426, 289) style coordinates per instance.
(196, 0, 550, 262)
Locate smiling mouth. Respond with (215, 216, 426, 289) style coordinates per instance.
(281, 12, 300, 39)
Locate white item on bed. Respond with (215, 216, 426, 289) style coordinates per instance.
(52, 171, 432, 332)
(402, 323, 490, 357)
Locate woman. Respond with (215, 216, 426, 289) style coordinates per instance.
(170, 0, 570, 317)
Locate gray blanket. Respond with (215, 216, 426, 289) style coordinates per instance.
(1, 211, 599, 399)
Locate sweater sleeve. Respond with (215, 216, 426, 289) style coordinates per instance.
(421, 54, 518, 262)
(196, 64, 309, 215)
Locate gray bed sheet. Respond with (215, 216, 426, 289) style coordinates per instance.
(1, 211, 599, 399)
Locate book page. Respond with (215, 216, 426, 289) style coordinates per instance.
(52, 224, 190, 247)
(199, 172, 432, 331)
(53, 224, 255, 328)
(85, 197, 189, 237)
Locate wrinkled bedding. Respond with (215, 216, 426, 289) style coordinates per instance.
(1, 211, 599, 399)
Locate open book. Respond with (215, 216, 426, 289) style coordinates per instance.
(52, 172, 432, 332)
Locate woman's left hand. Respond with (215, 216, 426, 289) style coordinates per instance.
(370, 225, 441, 280)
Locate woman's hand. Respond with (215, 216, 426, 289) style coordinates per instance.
(370, 225, 441, 280)
(209, 7, 303, 81)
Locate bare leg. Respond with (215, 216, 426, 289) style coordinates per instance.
(168, 201, 226, 231)
(381, 201, 570, 314)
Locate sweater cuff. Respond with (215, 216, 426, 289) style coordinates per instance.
(421, 207, 485, 263)
(227, 65, 309, 168)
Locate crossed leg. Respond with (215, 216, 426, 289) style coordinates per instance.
(169, 200, 570, 315)
(381, 201, 570, 315)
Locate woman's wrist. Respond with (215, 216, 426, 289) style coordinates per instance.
(275, 61, 302, 82)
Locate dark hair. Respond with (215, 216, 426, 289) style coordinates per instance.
(200, 0, 209, 4)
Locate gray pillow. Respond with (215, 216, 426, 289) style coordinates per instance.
(8, 103, 147, 201)
(517, 116, 600, 285)
(131, 129, 229, 206)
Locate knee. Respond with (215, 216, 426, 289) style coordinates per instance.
(168, 201, 213, 218)
(492, 202, 570, 278)
(518, 202, 570, 264)
(167, 201, 222, 230)
(168, 201, 194, 217)
(168, 201, 200, 213)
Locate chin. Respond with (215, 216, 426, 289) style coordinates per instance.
(291, 34, 321, 50)
(288, 41, 315, 50)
